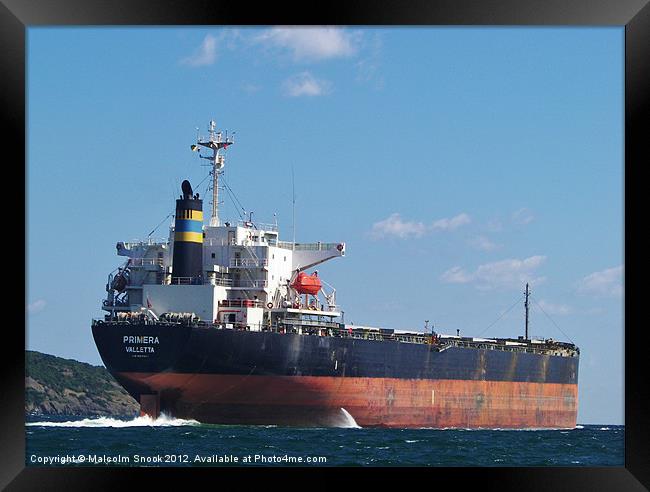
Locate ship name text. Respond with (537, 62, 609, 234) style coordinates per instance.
(123, 335, 160, 354)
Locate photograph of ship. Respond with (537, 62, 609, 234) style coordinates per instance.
(93, 120, 580, 428)
(25, 25, 624, 467)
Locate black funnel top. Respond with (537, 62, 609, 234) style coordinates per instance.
(181, 180, 193, 198)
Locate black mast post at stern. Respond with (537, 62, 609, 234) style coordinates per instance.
(524, 283, 530, 340)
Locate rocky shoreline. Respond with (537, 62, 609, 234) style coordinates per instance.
(25, 350, 139, 417)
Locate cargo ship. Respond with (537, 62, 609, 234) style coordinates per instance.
(92, 120, 579, 428)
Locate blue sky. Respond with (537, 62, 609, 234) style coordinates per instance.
(27, 27, 624, 424)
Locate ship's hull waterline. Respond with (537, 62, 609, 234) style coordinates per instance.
(92, 323, 578, 429)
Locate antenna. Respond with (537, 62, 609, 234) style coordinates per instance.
(291, 164, 296, 251)
(191, 119, 234, 227)
(524, 283, 530, 340)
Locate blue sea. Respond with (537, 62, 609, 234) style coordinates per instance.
(25, 414, 624, 467)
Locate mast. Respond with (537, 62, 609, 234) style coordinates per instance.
(291, 164, 296, 250)
(191, 120, 235, 227)
(524, 283, 530, 340)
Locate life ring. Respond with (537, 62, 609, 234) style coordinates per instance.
(266, 302, 273, 309)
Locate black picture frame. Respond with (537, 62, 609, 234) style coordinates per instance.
(2, 0, 646, 489)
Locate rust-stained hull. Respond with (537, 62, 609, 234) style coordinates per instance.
(93, 323, 579, 428)
(116, 372, 577, 428)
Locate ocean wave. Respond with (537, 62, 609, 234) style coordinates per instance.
(26, 413, 200, 428)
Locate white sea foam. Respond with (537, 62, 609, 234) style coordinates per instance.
(26, 413, 200, 428)
(337, 408, 361, 428)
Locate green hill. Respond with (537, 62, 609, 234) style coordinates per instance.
(25, 350, 139, 417)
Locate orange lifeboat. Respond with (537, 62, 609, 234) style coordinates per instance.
(291, 272, 322, 295)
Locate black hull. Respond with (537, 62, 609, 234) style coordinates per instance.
(92, 322, 578, 384)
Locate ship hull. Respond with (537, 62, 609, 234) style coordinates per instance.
(114, 372, 577, 428)
(92, 323, 578, 428)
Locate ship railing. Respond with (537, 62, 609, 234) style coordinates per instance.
(219, 299, 264, 308)
(433, 338, 577, 356)
(204, 238, 265, 247)
(282, 318, 341, 328)
(233, 279, 268, 288)
(166, 276, 233, 287)
(129, 258, 164, 267)
(277, 241, 341, 251)
(322, 326, 427, 343)
(230, 258, 269, 268)
(92, 318, 578, 356)
(204, 237, 279, 248)
(237, 221, 278, 232)
(169, 277, 203, 285)
(208, 277, 233, 287)
(122, 238, 167, 248)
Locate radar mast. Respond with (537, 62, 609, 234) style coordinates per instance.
(191, 120, 235, 227)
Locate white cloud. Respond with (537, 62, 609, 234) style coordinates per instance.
(371, 212, 471, 239)
(441, 255, 547, 291)
(27, 299, 47, 314)
(512, 208, 535, 225)
(355, 32, 383, 88)
(181, 34, 218, 67)
(470, 235, 500, 251)
(439, 266, 473, 284)
(577, 265, 623, 298)
(255, 27, 359, 61)
(371, 213, 427, 239)
(432, 213, 471, 231)
(282, 72, 331, 97)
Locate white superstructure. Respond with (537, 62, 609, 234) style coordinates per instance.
(102, 120, 345, 332)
